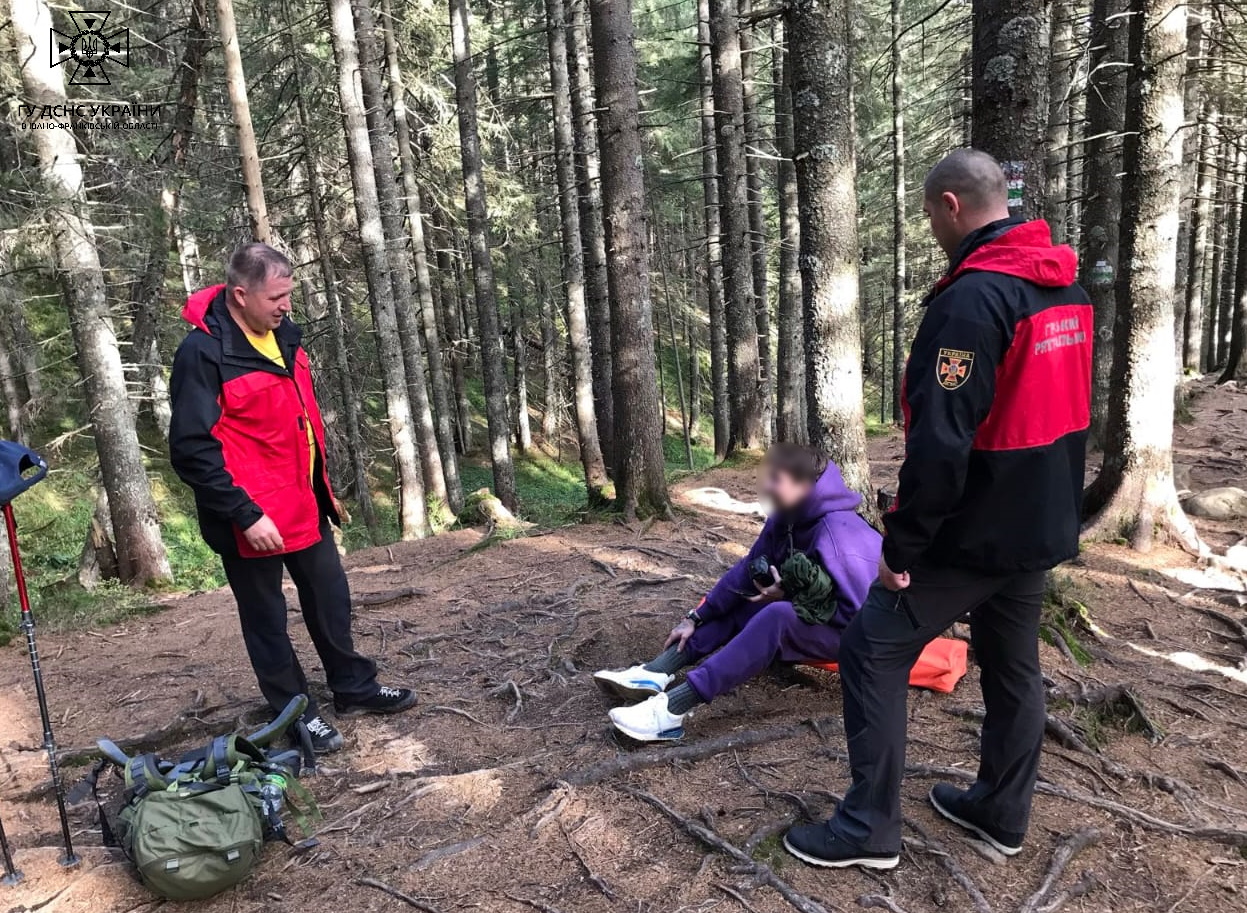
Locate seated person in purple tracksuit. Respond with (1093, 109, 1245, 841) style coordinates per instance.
(595, 444, 881, 742)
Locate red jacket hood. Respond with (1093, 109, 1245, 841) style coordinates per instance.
(944, 220, 1077, 290)
(181, 284, 226, 333)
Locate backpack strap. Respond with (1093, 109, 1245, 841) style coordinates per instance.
(125, 754, 172, 798)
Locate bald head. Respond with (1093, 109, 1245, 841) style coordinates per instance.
(922, 149, 1012, 257)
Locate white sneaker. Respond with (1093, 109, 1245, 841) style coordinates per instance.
(593, 665, 673, 701)
(609, 692, 687, 742)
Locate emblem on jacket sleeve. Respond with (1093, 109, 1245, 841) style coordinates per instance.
(936, 348, 974, 390)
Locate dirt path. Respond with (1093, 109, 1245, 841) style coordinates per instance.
(1, 382, 1246, 913)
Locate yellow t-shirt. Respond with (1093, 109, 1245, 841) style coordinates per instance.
(247, 331, 316, 480)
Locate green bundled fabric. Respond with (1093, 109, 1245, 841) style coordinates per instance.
(780, 551, 840, 626)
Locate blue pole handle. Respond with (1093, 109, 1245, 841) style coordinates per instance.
(0, 441, 48, 505)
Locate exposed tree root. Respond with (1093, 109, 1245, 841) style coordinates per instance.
(1048, 681, 1164, 743)
(355, 877, 442, 912)
(1082, 470, 1206, 556)
(354, 586, 428, 607)
(553, 716, 839, 787)
(1017, 828, 1101, 913)
(624, 787, 839, 913)
(902, 816, 994, 913)
(857, 895, 912, 913)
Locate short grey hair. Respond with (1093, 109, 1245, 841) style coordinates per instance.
(923, 148, 1007, 212)
(226, 242, 292, 291)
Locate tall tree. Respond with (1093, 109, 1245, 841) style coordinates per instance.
(1084, 0, 1198, 550)
(1182, 101, 1215, 373)
(698, 0, 730, 457)
(589, 0, 671, 517)
(10, 0, 171, 586)
(566, 0, 614, 467)
(380, 0, 464, 513)
(889, 0, 906, 424)
(971, 0, 1050, 219)
(545, 0, 609, 502)
(450, 0, 520, 512)
(353, 0, 449, 514)
(1219, 144, 1247, 382)
(1079, 0, 1129, 445)
(773, 20, 805, 443)
(327, 0, 428, 538)
(1045, 0, 1074, 240)
(739, 0, 771, 433)
(215, 0, 272, 241)
(710, 0, 765, 451)
(789, 0, 875, 512)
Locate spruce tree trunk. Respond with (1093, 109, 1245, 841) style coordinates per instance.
(450, 0, 520, 512)
(380, 0, 463, 513)
(739, 0, 770, 437)
(431, 211, 476, 453)
(889, 0, 907, 425)
(1219, 160, 1247, 382)
(971, 0, 1050, 219)
(546, 0, 609, 501)
(10, 0, 171, 587)
(773, 20, 805, 444)
(789, 0, 875, 515)
(698, 0, 730, 458)
(1173, 3, 1204, 365)
(353, 0, 447, 515)
(1182, 102, 1215, 374)
(1078, 0, 1128, 447)
(509, 281, 534, 453)
(589, 0, 671, 518)
(327, 0, 428, 538)
(709, 0, 764, 451)
(1083, 0, 1198, 551)
(1044, 0, 1073, 241)
(215, 0, 272, 242)
(1216, 145, 1244, 369)
(566, 0, 614, 467)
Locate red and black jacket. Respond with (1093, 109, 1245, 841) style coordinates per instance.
(883, 218, 1092, 575)
(168, 284, 338, 558)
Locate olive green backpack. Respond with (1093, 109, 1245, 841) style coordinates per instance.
(91, 696, 320, 902)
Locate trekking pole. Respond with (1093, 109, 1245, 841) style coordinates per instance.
(0, 811, 22, 886)
(0, 443, 78, 868)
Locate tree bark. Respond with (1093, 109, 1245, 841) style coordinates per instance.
(589, 0, 671, 518)
(10, 0, 171, 587)
(546, 0, 609, 502)
(1044, 0, 1073, 241)
(1182, 100, 1215, 374)
(450, 0, 520, 512)
(1078, 0, 1128, 447)
(789, 0, 875, 515)
(1218, 145, 1247, 383)
(509, 275, 534, 453)
(697, 0, 730, 458)
(380, 0, 464, 514)
(1173, 2, 1204, 368)
(971, 0, 1050, 220)
(1083, 0, 1198, 552)
(773, 20, 804, 444)
(215, 0, 272, 242)
(327, 0, 428, 538)
(889, 0, 907, 425)
(1215, 144, 1245, 369)
(566, 0, 614, 468)
(709, 0, 764, 451)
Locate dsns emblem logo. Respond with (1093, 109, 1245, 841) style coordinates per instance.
(51, 11, 129, 86)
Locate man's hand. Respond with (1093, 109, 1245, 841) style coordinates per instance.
(747, 565, 785, 604)
(243, 514, 285, 552)
(664, 618, 697, 652)
(877, 554, 910, 591)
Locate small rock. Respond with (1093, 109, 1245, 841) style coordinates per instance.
(1183, 487, 1247, 520)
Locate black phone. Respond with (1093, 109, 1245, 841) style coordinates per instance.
(749, 555, 773, 587)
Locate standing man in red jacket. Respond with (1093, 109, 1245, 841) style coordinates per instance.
(784, 150, 1093, 869)
(169, 243, 415, 754)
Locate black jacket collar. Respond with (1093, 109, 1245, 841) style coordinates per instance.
(205, 287, 302, 370)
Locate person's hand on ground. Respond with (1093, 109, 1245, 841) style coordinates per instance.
(877, 554, 910, 591)
(664, 617, 697, 651)
(747, 565, 785, 604)
(243, 514, 285, 552)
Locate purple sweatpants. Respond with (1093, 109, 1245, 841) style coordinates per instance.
(683, 601, 843, 703)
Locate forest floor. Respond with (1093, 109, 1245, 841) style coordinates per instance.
(2, 379, 1247, 913)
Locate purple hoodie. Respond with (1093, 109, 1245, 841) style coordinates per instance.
(699, 463, 882, 629)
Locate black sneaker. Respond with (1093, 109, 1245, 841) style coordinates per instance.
(929, 783, 1024, 856)
(301, 715, 344, 754)
(782, 822, 900, 870)
(334, 685, 418, 717)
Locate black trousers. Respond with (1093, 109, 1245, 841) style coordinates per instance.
(827, 566, 1047, 853)
(220, 519, 378, 718)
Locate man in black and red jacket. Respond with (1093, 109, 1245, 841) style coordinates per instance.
(784, 150, 1092, 869)
(169, 243, 415, 754)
